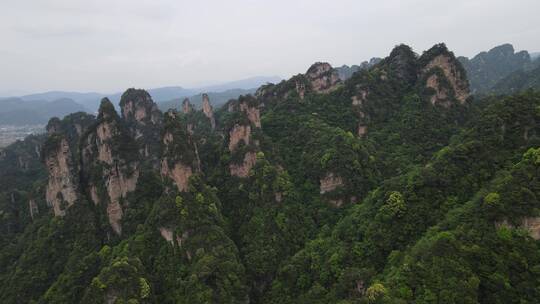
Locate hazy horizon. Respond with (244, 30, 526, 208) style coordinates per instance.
(2, 0, 539, 95)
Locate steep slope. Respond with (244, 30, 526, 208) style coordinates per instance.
(459, 43, 533, 94)
(266, 91, 540, 303)
(0, 97, 86, 125)
(1, 43, 539, 304)
(491, 64, 540, 95)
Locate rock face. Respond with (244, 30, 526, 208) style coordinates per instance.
(202, 93, 216, 129)
(229, 151, 257, 178)
(320, 172, 343, 194)
(305, 62, 341, 93)
(119, 89, 163, 163)
(81, 98, 140, 235)
(161, 160, 193, 192)
(43, 112, 95, 216)
(239, 100, 261, 128)
(497, 217, 540, 240)
(420, 45, 470, 107)
(28, 199, 38, 220)
(160, 111, 198, 192)
(226, 96, 262, 177)
(228, 124, 251, 152)
(182, 98, 193, 114)
(44, 137, 79, 216)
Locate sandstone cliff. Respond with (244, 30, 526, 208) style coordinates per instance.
(43, 112, 95, 216)
(44, 136, 79, 216)
(420, 44, 470, 107)
(202, 93, 216, 129)
(182, 98, 193, 114)
(81, 98, 140, 235)
(119, 89, 163, 165)
(226, 95, 262, 177)
(160, 110, 198, 192)
(305, 62, 341, 94)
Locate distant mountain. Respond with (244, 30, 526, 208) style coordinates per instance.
(158, 88, 256, 111)
(458, 44, 533, 94)
(491, 64, 540, 95)
(335, 57, 382, 80)
(4, 43, 540, 303)
(0, 97, 86, 125)
(6, 76, 281, 114)
(194, 76, 281, 93)
(17, 88, 195, 113)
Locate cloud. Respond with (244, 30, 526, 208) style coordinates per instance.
(1, 0, 539, 94)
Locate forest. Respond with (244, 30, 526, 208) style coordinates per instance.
(0, 43, 539, 304)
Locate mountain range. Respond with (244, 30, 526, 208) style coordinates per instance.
(458, 43, 540, 93)
(0, 76, 281, 126)
(0, 43, 539, 303)
(3, 45, 540, 127)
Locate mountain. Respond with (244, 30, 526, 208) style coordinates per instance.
(335, 57, 382, 80)
(1, 43, 540, 303)
(17, 87, 195, 113)
(194, 76, 281, 93)
(158, 88, 256, 111)
(458, 43, 534, 94)
(11, 77, 281, 113)
(0, 97, 86, 125)
(491, 64, 540, 94)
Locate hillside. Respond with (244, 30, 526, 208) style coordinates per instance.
(491, 64, 540, 94)
(0, 97, 86, 125)
(458, 44, 535, 94)
(0, 43, 539, 304)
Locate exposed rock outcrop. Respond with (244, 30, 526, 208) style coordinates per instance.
(357, 125, 368, 137)
(161, 161, 193, 192)
(119, 88, 163, 163)
(420, 44, 470, 106)
(228, 124, 251, 152)
(320, 172, 343, 194)
(44, 137, 79, 216)
(160, 111, 198, 192)
(351, 89, 368, 106)
(202, 93, 216, 129)
(43, 112, 95, 216)
(227, 95, 262, 127)
(305, 62, 341, 93)
(81, 98, 140, 235)
(239, 100, 261, 128)
(28, 199, 38, 220)
(497, 217, 540, 240)
(229, 151, 257, 178)
(226, 96, 262, 177)
(182, 98, 193, 114)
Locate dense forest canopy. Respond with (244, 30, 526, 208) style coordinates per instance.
(0, 42, 539, 304)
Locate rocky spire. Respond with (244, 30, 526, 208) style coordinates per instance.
(119, 88, 163, 164)
(43, 134, 79, 216)
(43, 113, 95, 216)
(160, 111, 198, 192)
(226, 95, 262, 177)
(419, 44, 470, 107)
(120, 88, 162, 125)
(304, 62, 341, 94)
(202, 93, 216, 129)
(80, 98, 140, 235)
(182, 97, 193, 114)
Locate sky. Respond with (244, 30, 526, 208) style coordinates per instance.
(1, 0, 539, 95)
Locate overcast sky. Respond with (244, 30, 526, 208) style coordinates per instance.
(1, 0, 539, 95)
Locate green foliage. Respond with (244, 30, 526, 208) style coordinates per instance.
(2, 44, 540, 304)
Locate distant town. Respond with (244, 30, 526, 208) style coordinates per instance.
(0, 125, 44, 148)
